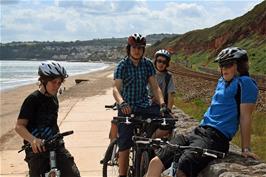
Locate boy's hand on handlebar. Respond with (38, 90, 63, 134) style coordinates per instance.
(160, 103, 169, 116)
(30, 137, 45, 153)
(119, 101, 132, 115)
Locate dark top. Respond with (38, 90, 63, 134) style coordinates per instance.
(18, 90, 59, 143)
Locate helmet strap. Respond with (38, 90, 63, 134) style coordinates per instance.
(39, 81, 53, 96)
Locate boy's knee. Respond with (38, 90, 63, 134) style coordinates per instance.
(146, 157, 164, 177)
(149, 156, 164, 169)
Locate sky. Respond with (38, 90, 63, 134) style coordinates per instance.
(0, 0, 264, 43)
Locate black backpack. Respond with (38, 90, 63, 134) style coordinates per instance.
(164, 72, 172, 105)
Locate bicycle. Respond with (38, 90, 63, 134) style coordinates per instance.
(100, 104, 178, 177)
(133, 136, 226, 177)
(18, 130, 74, 177)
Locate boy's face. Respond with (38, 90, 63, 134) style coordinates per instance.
(130, 46, 144, 60)
(156, 56, 168, 72)
(46, 77, 63, 95)
(220, 62, 237, 81)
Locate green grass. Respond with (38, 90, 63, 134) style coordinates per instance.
(232, 112, 266, 161)
(174, 94, 208, 121)
(174, 93, 266, 161)
(170, 34, 266, 75)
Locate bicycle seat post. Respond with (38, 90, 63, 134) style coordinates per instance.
(45, 150, 60, 177)
(50, 151, 56, 169)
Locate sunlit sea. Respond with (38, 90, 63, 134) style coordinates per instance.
(0, 60, 109, 91)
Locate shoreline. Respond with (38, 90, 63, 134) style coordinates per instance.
(0, 61, 112, 92)
(0, 65, 115, 145)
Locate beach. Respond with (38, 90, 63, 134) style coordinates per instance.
(0, 66, 116, 176)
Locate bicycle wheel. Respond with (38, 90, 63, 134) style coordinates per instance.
(135, 149, 150, 177)
(102, 139, 119, 177)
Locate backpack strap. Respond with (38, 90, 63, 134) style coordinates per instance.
(235, 81, 241, 119)
(164, 73, 172, 105)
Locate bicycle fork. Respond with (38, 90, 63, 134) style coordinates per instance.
(45, 151, 60, 177)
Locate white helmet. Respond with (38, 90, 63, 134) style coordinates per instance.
(155, 49, 171, 59)
(38, 60, 68, 78)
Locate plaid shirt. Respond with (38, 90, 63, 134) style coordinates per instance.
(114, 56, 156, 111)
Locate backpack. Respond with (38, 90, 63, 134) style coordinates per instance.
(164, 72, 172, 105)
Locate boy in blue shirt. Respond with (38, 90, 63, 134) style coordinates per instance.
(146, 47, 259, 177)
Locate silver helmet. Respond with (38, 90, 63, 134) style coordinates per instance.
(38, 60, 68, 78)
(215, 47, 247, 64)
(155, 49, 171, 60)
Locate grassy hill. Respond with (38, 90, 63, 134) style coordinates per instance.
(146, 1, 266, 75)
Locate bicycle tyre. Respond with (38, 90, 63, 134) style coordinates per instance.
(135, 149, 150, 177)
(102, 139, 119, 177)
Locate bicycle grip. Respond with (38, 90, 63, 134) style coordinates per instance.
(61, 130, 74, 137)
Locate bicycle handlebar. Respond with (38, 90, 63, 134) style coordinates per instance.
(105, 103, 117, 110)
(18, 130, 74, 153)
(132, 136, 226, 159)
(113, 116, 178, 125)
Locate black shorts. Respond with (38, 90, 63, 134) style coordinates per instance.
(25, 146, 80, 177)
(157, 126, 229, 177)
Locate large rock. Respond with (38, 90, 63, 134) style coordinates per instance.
(172, 107, 266, 177)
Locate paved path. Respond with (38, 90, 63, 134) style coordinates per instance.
(0, 89, 116, 177)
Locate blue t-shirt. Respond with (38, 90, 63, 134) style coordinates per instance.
(200, 76, 258, 140)
(114, 57, 156, 111)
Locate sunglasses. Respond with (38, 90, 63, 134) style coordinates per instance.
(219, 62, 235, 69)
(157, 59, 168, 65)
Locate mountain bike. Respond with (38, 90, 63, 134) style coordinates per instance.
(100, 106, 178, 177)
(133, 136, 226, 177)
(18, 131, 74, 177)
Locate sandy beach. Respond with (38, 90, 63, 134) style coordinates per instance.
(0, 65, 116, 176)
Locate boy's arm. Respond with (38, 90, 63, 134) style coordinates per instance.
(148, 76, 164, 106)
(113, 79, 124, 104)
(167, 92, 175, 111)
(113, 79, 131, 114)
(239, 103, 259, 159)
(15, 119, 45, 153)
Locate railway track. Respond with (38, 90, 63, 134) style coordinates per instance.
(169, 64, 266, 91)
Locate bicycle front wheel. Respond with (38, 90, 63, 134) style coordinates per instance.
(102, 139, 119, 177)
(135, 149, 150, 177)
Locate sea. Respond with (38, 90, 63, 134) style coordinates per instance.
(0, 60, 110, 91)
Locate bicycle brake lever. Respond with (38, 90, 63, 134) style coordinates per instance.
(161, 118, 167, 126)
(125, 117, 131, 125)
(203, 152, 217, 158)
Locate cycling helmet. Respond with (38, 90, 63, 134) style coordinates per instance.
(127, 33, 146, 47)
(155, 49, 171, 60)
(215, 47, 247, 64)
(38, 60, 68, 78)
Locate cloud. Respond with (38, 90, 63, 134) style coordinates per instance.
(0, 0, 263, 42)
(0, 0, 20, 5)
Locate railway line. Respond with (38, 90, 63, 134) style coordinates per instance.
(169, 64, 266, 91)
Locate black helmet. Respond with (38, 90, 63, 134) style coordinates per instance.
(215, 47, 248, 64)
